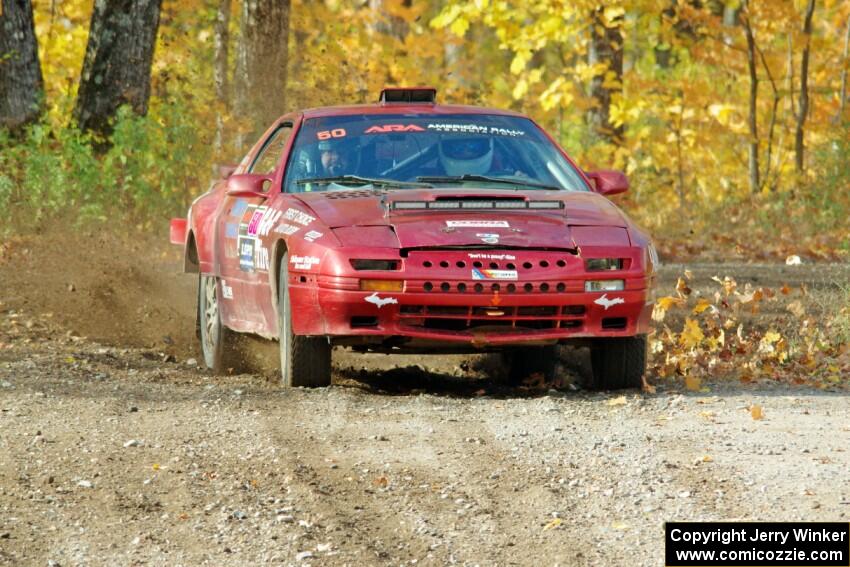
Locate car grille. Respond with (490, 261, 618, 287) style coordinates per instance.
(398, 304, 586, 332)
(403, 250, 583, 294)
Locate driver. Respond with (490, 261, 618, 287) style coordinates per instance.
(318, 139, 355, 177)
(438, 136, 494, 176)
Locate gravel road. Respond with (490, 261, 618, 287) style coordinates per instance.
(1, 234, 848, 566)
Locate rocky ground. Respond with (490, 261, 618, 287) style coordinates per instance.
(0, 233, 848, 566)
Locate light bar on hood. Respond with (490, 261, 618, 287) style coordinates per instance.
(392, 200, 563, 210)
(528, 201, 562, 209)
(393, 201, 427, 209)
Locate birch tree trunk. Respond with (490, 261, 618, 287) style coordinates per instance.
(74, 0, 164, 138)
(0, 0, 44, 130)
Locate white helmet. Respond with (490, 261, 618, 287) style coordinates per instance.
(438, 136, 494, 176)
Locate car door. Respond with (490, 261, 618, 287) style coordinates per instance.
(217, 122, 294, 333)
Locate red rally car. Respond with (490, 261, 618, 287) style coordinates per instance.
(170, 88, 657, 389)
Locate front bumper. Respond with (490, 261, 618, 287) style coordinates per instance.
(322, 288, 650, 344)
(290, 283, 653, 348)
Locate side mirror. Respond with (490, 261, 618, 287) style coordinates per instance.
(226, 174, 272, 199)
(586, 170, 629, 196)
(218, 164, 237, 180)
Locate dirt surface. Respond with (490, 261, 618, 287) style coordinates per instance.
(1, 231, 849, 566)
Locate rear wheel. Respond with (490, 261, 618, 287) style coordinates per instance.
(198, 274, 241, 373)
(504, 345, 558, 385)
(278, 256, 331, 387)
(587, 335, 646, 390)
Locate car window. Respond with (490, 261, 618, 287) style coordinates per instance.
(282, 114, 590, 193)
(249, 124, 293, 175)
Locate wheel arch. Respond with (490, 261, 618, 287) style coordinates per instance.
(269, 239, 289, 326)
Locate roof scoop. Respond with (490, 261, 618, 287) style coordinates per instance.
(379, 87, 436, 104)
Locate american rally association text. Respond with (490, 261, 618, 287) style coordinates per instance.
(669, 527, 848, 547)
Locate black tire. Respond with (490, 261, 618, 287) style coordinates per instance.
(504, 345, 558, 384)
(278, 255, 331, 387)
(588, 335, 647, 390)
(198, 274, 242, 373)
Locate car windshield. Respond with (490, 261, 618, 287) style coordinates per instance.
(283, 114, 590, 193)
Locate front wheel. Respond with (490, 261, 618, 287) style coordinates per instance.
(198, 274, 241, 373)
(587, 335, 647, 390)
(278, 255, 331, 387)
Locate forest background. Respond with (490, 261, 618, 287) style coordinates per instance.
(1, 0, 849, 262)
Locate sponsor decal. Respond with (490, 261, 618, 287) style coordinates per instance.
(364, 292, 398, 308)
(317, 128, 347, 140)
(257, 209, 281, 237)
(255, 245, 270, 272)
(283, 208, 316, 226)
(231, 199, 248, 217)
(221, 280, 233, 299)
(304, 230, 323, 242)
(290, 255, 320, 270)
(472, 269, 518, 280)
(468, 253, 516, 261)
(274, 223, 300, 236)
(238, 237, 255, 272)
(446, 220, 509, 228)
(247, 206, 267, 236)
(364, 124, 426, 134)
(238, 205, 257, 237)
(594, 294, 625, 310)
(476, 232, 500, 245)
(427, 123, 525, 137)
(225, 222, 238, 239)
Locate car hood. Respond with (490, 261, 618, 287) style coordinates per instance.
(293, 189, 629, 249)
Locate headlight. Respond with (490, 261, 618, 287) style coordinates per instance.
(585, 280, 625, 292)
(585, 258, 624, 271)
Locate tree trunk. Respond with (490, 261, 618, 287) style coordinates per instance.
(0, 0, 44, 130)
(234, 0, 291, 140)
(743, 5, 760, 194)
(787, 36, 795, 118)
(213, 0, 231, 153)
(588, 7, 624, 145)
(757, 45, 780, 191)
(74, 0, 163, 138)
(794, 0, 815, 174)
(838, 16, 849, 121)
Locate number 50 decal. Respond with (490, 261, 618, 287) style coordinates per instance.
(317, 128, 346, 140)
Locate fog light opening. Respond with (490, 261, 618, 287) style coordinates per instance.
(585, 279, 625, 292)
(360, 279, 404, 292)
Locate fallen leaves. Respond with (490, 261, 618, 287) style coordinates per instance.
(679, 319, 704, 349)
(607, 395, 628, 406)
(786, 300, 805, 318)
(685, 375, 702, 391)
(543, 518, 563, 531)
(373, 476, 389, 488)
(750, 405, 764, 420)
(650, 272, 850, 389)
